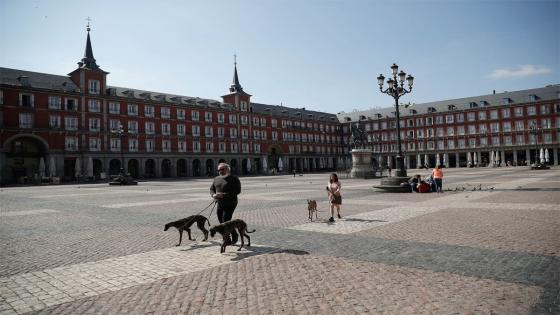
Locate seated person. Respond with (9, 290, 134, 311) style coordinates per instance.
(417, 180, 431, 193)
(409, 175, 421, 192)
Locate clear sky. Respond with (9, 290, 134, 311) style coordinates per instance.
(1, 0, 558, 114)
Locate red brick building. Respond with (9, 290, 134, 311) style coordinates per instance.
(0, 26, 341, 184)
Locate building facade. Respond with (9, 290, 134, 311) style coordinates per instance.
(1, 26, 559, 185)
(338, 85, 560, 169)
(0, 27, 341, 185)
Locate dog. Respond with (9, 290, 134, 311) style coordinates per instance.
(307, 199, 318, 221)
(209, 219, 256, 253)
(164, 215, 211, 246)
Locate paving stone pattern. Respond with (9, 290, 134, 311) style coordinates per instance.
(0, 167, 559, 314)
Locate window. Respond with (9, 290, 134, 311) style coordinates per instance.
(260, 118, 266, 127)
(435, 116, 444, 124)
(129, 139, 138, 152)
(48, 96, 61, 109)
(504, 136, 512, 146)
(468, 125, 476, 134)
(469, 138, 476, 148)
(253, 117, 260, 126)
(242, 128, 249, 139)
(193, 141, 200, 152)
(230, 128, 237, 138)
(89, 118, 101, 132)
(540, 104, 550, 115)
(49, 115, 61, 128)
(241, 115, 248, 125)
(205, 112, 212, 122)
(501, 108, 510, 118)
(192, 125, 200, 137)
(514, 107, 524, 117)
(240, 101, 248, 111)
(436, 128, 444, 137)
(88, 99, 101, 112)
(272, 131, 277, 140)
(205, 126, 213, 137)
(0, 90, 3, 104)
(88, 80, 99, 94)
(128, 121, 138, 134)
(229, 114, 237, 124)
(527, 106, 536, 115)
(516, 134, 524, 145)
(109, 102, 120, 114)
(110, 138, 121, 152)
(478, 111, 487, 120)
(515, 121, 524, 131)
(19, 93, 34, 107)
(541, 118, 551, 129)
(457, 125, 465, 135)
(19, 113, 33, 128)
(445, 114, 454, 123)
(65, 98, 77, 111)
(89, 138, 101, 151)
(219, 142, 226, 153)
(65, 117, 78, 131)
(177, 109, 186, 120)
(492, 136, 500, 145)
(144, 105, 154, 117)
(110, 119, 121, 131)
(254, 143, 261, 153)
(544, 133, 552, 143)
(490, 122, 500, 133)
(177, 124, 185, 136)
(458, 139, 465, 148)
(271, 119, 277, 128)
(446, 126, 455, 136)
(65, 137, 78, 151)
(230, 143, 238, 153)
(242, 143, 249, 153)
(192, 110, 199, 121)
(146, 140, 154, 152)
(162, 140, 171, 152)
(205, 142, 213, 153)
(447, 139, 455, 149)
(490, 110, 498, 119)
(161, 107, 171, 119)
(145, 122, 155, 134)
(479, 124, 487, 133)
(178, 141, 187, 153)
(218, 127, 224, 138)
(161, 123, 170, 135)
(217, 113, 225, 123)
(502, 121, 511, 132)
(467, 112, 476, 121)
(128, 104, 138, 115)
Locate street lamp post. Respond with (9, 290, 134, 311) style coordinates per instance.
(377, 63, 414, 177)
(112, 123, 125, 175)
(529, 122, 542, 166)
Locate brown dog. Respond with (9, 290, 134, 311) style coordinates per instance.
(307, 199, 318, 221)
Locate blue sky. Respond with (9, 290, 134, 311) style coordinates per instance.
(1, 0, 558, 114)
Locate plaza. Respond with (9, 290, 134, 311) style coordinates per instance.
(1, 167, 559, 314)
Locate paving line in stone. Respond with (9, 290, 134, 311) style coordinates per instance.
(0, 243, 277, 314)
(0, 209, 60, 217)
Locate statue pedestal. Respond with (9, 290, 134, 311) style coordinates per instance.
(350, 149, 376, 179)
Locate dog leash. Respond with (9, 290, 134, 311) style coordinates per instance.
(179, 199, 217, 230)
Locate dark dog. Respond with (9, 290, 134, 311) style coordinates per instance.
(164, 215, 211, 246)
(209, 219, 256, 253)
(307, 199, 318, 221)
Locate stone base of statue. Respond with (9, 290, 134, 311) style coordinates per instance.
(350, 149, 376, 179)
(109, 173, 138, 185)
(373, 155, 411, 192)
(373, 176, 412, 193)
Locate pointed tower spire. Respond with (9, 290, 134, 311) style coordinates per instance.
(78, 18, 100, 70)
(230, 54, 243, 93)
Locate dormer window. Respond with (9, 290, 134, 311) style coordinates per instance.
(375, 113, 382, 118)
(502, 98, 512, 105)
(359, 115, 366, 120)
(480, 100, 489, 106)
(409, 109, 417, 114)
(447, 105, 456, 111)
(469, 102, 478, 108)
(344, 117, 351, 122)
(427, 107, 436, 113)
(88, 80, 100, 95)
(529, 94, 539, 102)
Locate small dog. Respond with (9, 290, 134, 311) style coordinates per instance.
(307, 199, 318, 221)
(209, 219, 256, 253)
(164, 215, 211, 246)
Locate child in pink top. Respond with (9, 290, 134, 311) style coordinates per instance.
(326, 173, 342, 222)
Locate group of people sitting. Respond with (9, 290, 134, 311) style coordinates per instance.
(408, 165, 444, 193)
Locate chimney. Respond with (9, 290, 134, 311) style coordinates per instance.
(493, 89, 496, 94)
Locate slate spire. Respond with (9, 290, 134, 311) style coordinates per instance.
(229, 54, 243, 93)
(78, 20, 100, 70)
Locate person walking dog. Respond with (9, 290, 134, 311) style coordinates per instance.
(210, 163, 241, 243)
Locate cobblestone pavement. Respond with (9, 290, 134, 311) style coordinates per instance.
(1, 167, 559, 314)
